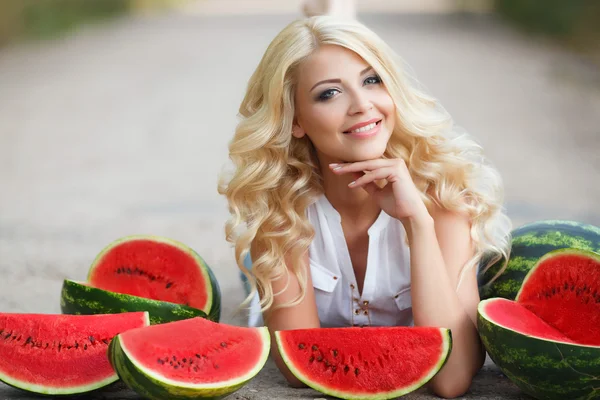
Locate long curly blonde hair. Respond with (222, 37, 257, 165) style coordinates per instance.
(218, 16, 512, 314)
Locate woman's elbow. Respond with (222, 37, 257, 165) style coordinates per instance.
(430, 376, 473, 399)
(283, 374, 306, 388)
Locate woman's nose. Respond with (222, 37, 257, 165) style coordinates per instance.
(348, 91, 373, 115)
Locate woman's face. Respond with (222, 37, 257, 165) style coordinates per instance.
(293, 44, 395, 165)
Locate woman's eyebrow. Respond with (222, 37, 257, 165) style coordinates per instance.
(309, 66, 375, 92)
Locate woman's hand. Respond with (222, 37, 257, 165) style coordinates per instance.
(329, 159, 429, 223)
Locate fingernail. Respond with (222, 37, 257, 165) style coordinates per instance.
(330, 164, 342, 171)
(348, 181, 356, 187)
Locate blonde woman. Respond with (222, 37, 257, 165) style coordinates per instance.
(219, 16, 511, 398)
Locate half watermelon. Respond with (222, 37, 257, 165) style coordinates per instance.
(108, 317, 270, 400)
(478, 248, 600, 400)
(478, 219, 600, 300)
(0, 311, 149, 395)
(275, 326, 452, 400)
(87, 235, 221, 322)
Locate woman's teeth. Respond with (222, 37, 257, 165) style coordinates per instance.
(349, 122, 377, 133)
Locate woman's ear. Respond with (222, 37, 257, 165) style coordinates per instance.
(292, 120, 306, 138)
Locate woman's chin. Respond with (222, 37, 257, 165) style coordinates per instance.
(343, 149, 387, 163)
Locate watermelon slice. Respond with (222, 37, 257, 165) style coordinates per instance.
(0, 311, 149, 395)
(275, 326, 452, 400)
(478, 248, 600, 400)
(61, 279, 208, 325)
(87, 235, 221, 322)
(108, 317, 270, 400)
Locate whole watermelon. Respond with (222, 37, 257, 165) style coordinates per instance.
(477, 220, 600, 300)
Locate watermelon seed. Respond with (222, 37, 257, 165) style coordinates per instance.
(157, 359, 164, 365)
(183, 358, 187, 363)
(44, 343, 49, 349)
(196, 354, 201, 358)
(74, 341, 79, 349)
(4, 332, 11, 339)
(309, 356, 314, 363)
(312, 345, 318, 351)
(214, 364, 219, 369)
(317, 355, 323, 362)
(89, 336, 96, 344)
(174, 365, 179, 370)
(355, 368, 360, 376)
(170, 361, 174, 365)
(193, 366, 198, 372)
(298, 343, 305, 349)
(221, 342, 227, 348)
(344, 365, 349, 374)
(332, 349, 338, 357)
(102, 339, 109, 345)
(25, 337, 32, 345)
(84, 344, 88, 350)
(166, 282, 173, 289)
(173, 356, 177, 361)
(58, 343, 62, 351)
(331, 366, 337, 372)
(564, 282, 569, 290)
(324, 360, 330, 367)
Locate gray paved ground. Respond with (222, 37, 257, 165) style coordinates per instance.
(0, 4, 599, 400)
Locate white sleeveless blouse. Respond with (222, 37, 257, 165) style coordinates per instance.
(247, 194, 414, 328)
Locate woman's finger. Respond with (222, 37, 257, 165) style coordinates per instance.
(348, 167, 395, 188)
(329, 158, 396, 174)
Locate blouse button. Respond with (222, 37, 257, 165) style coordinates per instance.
(363, 300, 369, 306)
(333, 276, 338, 280)
(363, 310, 369, 315)
(394, 294, 399, 299)
(354, 309, 360, 315)
(350, 283, 355, 289)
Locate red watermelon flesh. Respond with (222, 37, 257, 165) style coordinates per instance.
(480, 298, 575, 343)
(88, 237, 210, 311)
(516, 250, 600, 346)
(276, 326, 452, 399)
(0, 312, 149, 395)
(117, 317, 270, 385)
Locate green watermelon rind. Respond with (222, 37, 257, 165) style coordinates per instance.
(478, 220, 600, 300)
(108, 326, 270, 400)
(275, 328, 453, 400)
(87, 234, 221, 322)
(515, 248, 600, 301)
(478, 299, 600, 400)
(0, 368, 118, 396)
(61, 279, 209, 325)
(0, 312, 150, 396)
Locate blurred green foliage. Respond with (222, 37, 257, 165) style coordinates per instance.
(0, 0, 180, 46)
(494, 0, 600, 37)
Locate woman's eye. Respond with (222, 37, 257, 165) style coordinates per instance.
(364, 75, 382, 85)
(318, 89, 339, 101)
